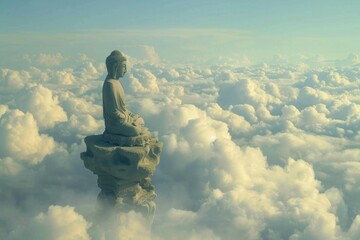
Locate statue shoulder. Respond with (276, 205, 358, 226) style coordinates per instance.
(104, 79, 121, 89)
(104, 79, 119, 84)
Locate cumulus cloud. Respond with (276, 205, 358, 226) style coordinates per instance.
(294, 86, 332, 110)
(91, 211, 151, 240)
(1, 51, 360, 239)
(66, 113, 103, 136)
(218, 79, 281, 108)
(0, 108, 55, 166)
(143, 45, 159, 65)
(154, 130, 344, 238)
(298, 71, 350, 88)
(0, 104, 8, 117)
(126, 68, 160, 94)
(59, 90, 102, 117)
(158, 68, 180, 80)
(52, 69, 76, 85)
(15, 84, 68, 129)
(37, 53, 65, 66)
(0, 68, 31, 89)
(8, 205, 91, 240)
(124, 45, 160, 65)
(77, 62, 101, 81)
(336, 53, 360, 66)
(206, 103, 252, 136)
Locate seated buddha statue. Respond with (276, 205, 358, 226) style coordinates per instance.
(102, 50, 150, 146)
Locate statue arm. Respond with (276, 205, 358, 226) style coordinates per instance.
(103, 82, 132, 124)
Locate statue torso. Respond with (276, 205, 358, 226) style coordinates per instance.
(102, 78, 127, 126)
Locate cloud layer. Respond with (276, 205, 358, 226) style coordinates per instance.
(1, 53, 360, 239)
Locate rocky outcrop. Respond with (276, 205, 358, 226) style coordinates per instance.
(81, 134, 162, 220)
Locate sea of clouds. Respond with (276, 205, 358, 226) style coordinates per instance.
(1, 52, 360, 239)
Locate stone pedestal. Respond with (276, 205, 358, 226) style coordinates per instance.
(81, 134, 162, 221)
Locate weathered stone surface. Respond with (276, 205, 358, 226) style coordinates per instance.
(81, 134, 162, 219)
(103, 131, 151, 147)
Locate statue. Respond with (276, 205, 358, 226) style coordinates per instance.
(80, 50, 162, 226)
(102, 50, 150, 146)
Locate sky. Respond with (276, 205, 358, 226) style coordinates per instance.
(1, 0, 360, 66)
(1, 1, 360, 239)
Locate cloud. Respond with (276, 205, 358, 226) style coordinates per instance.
(15, 84, 68, 129)
(336, 53, 360, 66)
(251, 130, 338, 165)
(298, 71, 351, 88)
(76, 62, 102, 81)
(94, 211, 151, 240)
(126, 68, 160, 94)
(158, 68, 180, 80)
(206, 103, 252, 136)
(8, 205, 91, 240)
(218, 79, 281, 109)
(0, 68, 31, 89)
(155, 131, 343, 238)
(52, 69, 76, 85)
(348, 215, 360, 239)
(1, 51, 360, 239)
(142, 45, 159, 65)
(231, 104, 258, 123)
(0, 104, 9, 117)
(0, 108, 55, 166)
(37, 53, 64, 66)
(59, 91, 102, 117)
(49, 117, 103, 146)
(294, 87, 332, 110)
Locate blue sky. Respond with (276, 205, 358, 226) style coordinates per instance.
(1, 0, 360, 65)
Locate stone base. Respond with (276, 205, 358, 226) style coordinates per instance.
(103, 130, 151, 147)
(81, 134, 162, 220)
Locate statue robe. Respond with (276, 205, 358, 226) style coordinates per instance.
(102, 78, 144, 136)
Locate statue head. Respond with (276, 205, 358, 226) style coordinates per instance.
(106, 50, 127, 79)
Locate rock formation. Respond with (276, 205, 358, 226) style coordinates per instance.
(81, 134, 162, 220)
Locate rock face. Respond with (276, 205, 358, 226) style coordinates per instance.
(81, 134, 162, 220)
